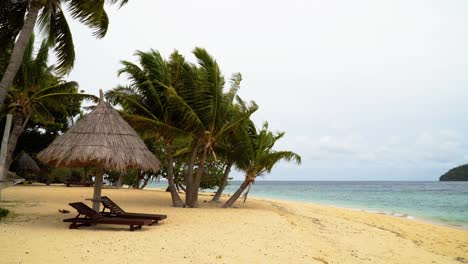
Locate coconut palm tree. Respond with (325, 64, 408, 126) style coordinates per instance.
(106, 49, 192, 207)
(0, 0, 129, 109)
(4, 35, 93, 170)
(164, 48, 258, 207)
(211, 96, 256, 202)
(223, 122, 302, 208)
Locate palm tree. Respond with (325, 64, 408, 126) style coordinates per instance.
(0, 0, 129, 109)
(223, 122, 301, 208)
(4, 35, 93, 170)
(164, 48, 258, 207)
(211, 96, 256, 202)
(106, 50, 192, 207)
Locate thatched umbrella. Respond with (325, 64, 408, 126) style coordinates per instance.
(37, 90, 160, 210)
(11, 151, 40, 175)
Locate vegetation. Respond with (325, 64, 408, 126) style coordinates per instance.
(3, 35, 92, 171)
(440, 164, 468, 181)
(223, 122, 301, 207)
(0, 0, 129, 109)
(107, 48, 259, 207)
(108, 48, 300, 208)
(0, 207, 10, 219)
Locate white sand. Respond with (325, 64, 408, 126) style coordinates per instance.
(0, 185, 467, 264)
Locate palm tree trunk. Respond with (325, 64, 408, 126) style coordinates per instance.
(116, 173, 124, 188)
(5, 112, 25, 170)
(211, 162, 233, 202)
(81, 167, 89, 183)
(133, 170, 141, 189)
(187, 145, 208, 208)
(177, 182, 186, 192)
(165, 140, 185, 207)
(0, 2, 41, 108)
(184, 141, 200, 206)
(222, 179, 251, 208)
(140, 175, 151, 189)
(0, 114, 13, 185)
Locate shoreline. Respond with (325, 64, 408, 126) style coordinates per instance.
(253, 196, 468, 232)
(144, 186, 468, 232)
(170, 187, 468, 232)
(1, 185, 467, 264)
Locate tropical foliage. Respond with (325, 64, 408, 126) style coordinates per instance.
(107, 48, 262, 207)
(0, 0, 129, 109)
(2, 35, 93, 172)
(108, 47, 300, 208)
(223, 122, 302, 207)
(0, 207, 10, 219)
(0, 36, 93, 182)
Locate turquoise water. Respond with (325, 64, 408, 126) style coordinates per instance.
(149, 181, 468, 228)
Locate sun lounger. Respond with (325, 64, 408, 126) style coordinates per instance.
(63, 202, 153, 231)
(100, 196, 167, 224)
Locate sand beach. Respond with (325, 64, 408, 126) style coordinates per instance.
(0, 185, 467, 264)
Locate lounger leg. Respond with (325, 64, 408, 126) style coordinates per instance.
(130, 225, 134, 231)
(69, 223, 77, 229)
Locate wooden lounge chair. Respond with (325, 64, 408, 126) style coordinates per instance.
(100, 196, 167, 224)
(63, 202, 153, 231)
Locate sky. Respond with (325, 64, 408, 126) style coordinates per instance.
(46, 0, 468, 181)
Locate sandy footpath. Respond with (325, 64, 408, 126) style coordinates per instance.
(0, 185, 467, 264)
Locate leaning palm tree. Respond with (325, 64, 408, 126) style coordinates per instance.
(164, 48, 258, 207)
(107, 50, 192, 207)
(223, 122, 301, 208)
(0, 0, 129, 109)
(211, 96, 256, 202)
(4, 35, 93, 170)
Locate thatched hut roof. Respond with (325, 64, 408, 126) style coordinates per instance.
(37, 90, 160, 172)
(11, 151, 40, 174)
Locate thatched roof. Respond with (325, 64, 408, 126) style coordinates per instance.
(11, 151, 40, 174)
(37, 90, 160, 172)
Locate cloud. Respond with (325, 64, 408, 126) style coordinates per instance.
(284, 130, 468, 169)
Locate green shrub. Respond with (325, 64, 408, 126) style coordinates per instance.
(0, 208, 10, 219)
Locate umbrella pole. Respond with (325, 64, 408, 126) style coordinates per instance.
(92, 164, 104, 211)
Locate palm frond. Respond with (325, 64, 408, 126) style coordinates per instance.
(34, 92, 96, 102)
(106, 89, 158, 120)
(226, 73, 242, 103)
(34, 38, 50, 69)
(67, 0, 108, 38)
(105, 0, 129, 8)
(162, 83, 206, 133)
(47, 6, 75, 75)
(121, 113, 190, 138)
(192, 47, 225, 128)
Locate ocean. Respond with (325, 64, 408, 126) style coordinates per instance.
(148, 181, 468, 229)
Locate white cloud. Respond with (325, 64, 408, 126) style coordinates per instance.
(285, 129, 467, 171)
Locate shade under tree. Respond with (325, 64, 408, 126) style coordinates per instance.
(37, 90, 160, 210)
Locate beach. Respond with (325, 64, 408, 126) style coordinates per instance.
(0, 186, 467, 264)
